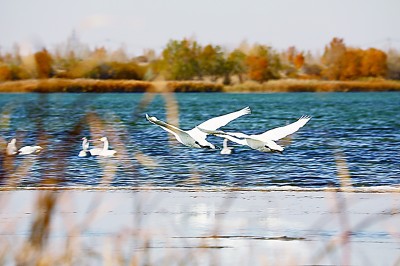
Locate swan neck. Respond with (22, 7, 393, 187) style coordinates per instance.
(103, 140, 109, 151)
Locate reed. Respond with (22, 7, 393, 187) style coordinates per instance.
(1, 78, 400, 93)
(224, 79, 400, 92)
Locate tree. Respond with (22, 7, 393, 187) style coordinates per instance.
(160, 39, 201, 80)
(321, 37, 346, 80)
(360, 48, 387, 77)
(198, 44, 225, 81)
(34, 48, 53, 78)
(339, 48, 363, 80)
(226, 49, 247, 83)
(246, 45, 281, 82)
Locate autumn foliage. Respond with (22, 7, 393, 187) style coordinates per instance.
(0, 36, 399, 84)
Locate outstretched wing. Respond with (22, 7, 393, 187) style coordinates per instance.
(257, 116, 311, 141)
(146, 114, 186, 136)
(195, 106, 251, 131)
(197, 127, 250, 139)
(196, 127, 249, 145)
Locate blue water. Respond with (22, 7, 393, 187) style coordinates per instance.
(0, 92, 399, 188)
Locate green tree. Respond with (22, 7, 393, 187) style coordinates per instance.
(198, 44, 225, 81)
(226, 49, 247, 83)
(160, 39, 201, 80)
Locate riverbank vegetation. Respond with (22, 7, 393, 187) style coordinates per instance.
(1, 35, 400, 92)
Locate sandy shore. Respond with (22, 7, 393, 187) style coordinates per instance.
(1, 188, 399, 265)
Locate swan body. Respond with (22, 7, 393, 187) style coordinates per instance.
(199, 116, 311, 153)
(146, 106, 251, 149)
(18, 145, 43, 155)
(98, 137, 116, 157)
(6, 139, 18, 155)
(7, 138, 43, 155)
(220, 139, 233, 155)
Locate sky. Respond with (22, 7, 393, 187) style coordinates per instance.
(1, 0, 400, 56)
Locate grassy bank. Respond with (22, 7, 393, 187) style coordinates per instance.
(225, 79, 400, 92)
(0, 78, 400, 93)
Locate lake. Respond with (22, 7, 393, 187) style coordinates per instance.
(1, 92, 399, 188)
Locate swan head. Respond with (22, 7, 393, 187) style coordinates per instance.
(34, 146, 43, 153)
(99, 137, 108, 142)
(145, 114, 158, 122)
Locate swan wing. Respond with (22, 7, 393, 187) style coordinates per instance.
(258, 116, 311, 141)
(195, 106, 251, 131)
(196, 127, 250, 139)
(146, 114, 186, 136)
(197, 127, 249, 146)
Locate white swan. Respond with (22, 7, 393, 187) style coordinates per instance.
(18, 145, 43, 155)
(78, 137, 93, 157)
(220, 139, 233, 155)
(6, 138, 43, 155)
(6, 138, 18, 155)
(198, 116, 311, 153)
(146, 106, 251, 149)
(98, 137, 117, 157)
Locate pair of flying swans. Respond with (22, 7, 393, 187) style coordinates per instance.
(198, 115, 311, 153)
(78, 136, 116, 157)
(146, 107, 311, 153)
(6, 138, 43, 155)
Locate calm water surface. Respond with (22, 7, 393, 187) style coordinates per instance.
(0, 92, 399, 188)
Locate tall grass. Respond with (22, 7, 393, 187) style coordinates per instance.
(1, 78, 400, 93)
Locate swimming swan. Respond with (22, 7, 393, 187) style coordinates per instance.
(6, 138, 43, 155)
(146, 106, 251, 149)
(6, 139, 18, 155)
(97, 137, 117, 157)
(18, 145, 43, 155)
(198, 116, 311, 152)
(78, 137, 93, 157)
(220, 139, 233, 155)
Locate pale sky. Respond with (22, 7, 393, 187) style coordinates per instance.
(1, 0, 399, 56)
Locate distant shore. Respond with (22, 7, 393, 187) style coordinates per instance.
(1, 78, 400, 93)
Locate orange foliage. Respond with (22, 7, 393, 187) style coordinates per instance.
(34, 49, 53, 79)
(246, 55, 268, 82)
(361, 48, 387, 77)
(293, 53, 305, 69)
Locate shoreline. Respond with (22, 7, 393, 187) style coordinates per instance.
(1, 78, 400, 93)
(1, 185, 400, 193)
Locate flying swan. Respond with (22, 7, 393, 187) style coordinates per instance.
(146, 106, 251, 149)
(198, 116, 311, 152)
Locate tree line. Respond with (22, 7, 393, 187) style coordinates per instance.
(1, 37, 400, 83)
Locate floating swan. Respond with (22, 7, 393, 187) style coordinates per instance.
(18, 145, 43, 155)
(220, 139, 233, 155)
(78, 137, 92, 157)
(6, 138, 17, 155)
(198, 116, 311, 153)
(6, 138, 43, 155)
(97, 137, 117, 157)
(146, 106, 251, 149)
